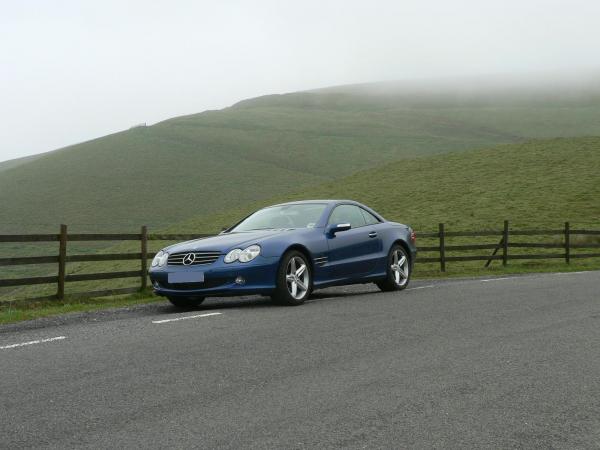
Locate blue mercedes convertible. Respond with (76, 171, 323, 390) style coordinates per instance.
(149, 200, 416, 307)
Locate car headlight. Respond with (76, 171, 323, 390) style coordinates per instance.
(151, 250, 169, 267)
(224, 248, 242, 263)
(224, 245, 261, 263)
(239, 245, 261, 262)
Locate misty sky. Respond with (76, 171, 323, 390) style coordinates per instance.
(1, 0, 599, 162)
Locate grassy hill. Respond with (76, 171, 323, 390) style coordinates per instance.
(1, 78, 600, 234)
(174, 136, 600, 232)
(0, 154, 42, 173)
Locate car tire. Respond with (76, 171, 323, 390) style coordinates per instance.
(271, 250, 312, 306)
(376, 244, 411, 292)
(167, 296, 205, 308)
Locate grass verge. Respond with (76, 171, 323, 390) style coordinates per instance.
(0, 291, 159, 326)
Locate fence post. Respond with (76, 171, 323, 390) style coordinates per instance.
(564, 221, 570, 264)
(57, 224, 67, 300)
(140, 225, 148, 291)
(502, 220, 509, 267)
(439, 223, 446, 272)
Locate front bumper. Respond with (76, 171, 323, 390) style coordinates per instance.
(148, 255, 279, 298)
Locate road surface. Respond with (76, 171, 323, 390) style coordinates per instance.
(1, 271, 599, 449)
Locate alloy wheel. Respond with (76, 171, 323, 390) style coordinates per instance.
(286, 256, 310, 299)
(391, 249, 409, 287)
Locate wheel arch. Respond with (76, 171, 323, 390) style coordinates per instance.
(392, 239, 412, 262)
(283, 244, 315, 273)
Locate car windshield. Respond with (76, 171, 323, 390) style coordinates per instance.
(231, 204, 327, 232)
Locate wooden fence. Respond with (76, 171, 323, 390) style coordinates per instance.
(0, 226, 211, 303)
(1, 221, 599, 304)
(417, 221, 600, 271)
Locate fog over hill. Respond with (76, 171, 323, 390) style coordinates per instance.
(236, 72, 600, 109)
(1, 76, 600, 233)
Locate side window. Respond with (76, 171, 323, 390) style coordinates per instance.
(360, 208, 381, 225)
(328, 205, 367, 228)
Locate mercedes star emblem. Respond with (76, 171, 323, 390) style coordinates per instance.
(182, 253, 196, 265)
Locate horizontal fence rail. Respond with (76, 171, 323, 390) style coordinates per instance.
(0, 221, 599, 304)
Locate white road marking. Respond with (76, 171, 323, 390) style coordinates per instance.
(0, 336, 66, 350)
(406, 285, 435, 291)
(152, 312, 222, 324)
(480, 277, 513, 282)
(410, 270, 597, 290)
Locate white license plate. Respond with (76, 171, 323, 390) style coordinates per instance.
(168, 272, 205, 283)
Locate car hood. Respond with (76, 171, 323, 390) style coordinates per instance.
(164, 229, 290, 254)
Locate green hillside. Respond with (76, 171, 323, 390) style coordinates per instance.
(1, 79, 600, 233)
(0, 154, 42, 173)
(174, 136, 600, 232)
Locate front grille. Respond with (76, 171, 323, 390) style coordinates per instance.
(167, 251, 221, 266)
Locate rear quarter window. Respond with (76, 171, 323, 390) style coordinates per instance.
(360, 208, 381, 225)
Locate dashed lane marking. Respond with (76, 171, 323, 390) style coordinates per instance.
(406, 285, 435, 291)
(0, 336, 67, 350)
(152, 312, 222, 324)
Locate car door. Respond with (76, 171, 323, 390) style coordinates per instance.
(359, 206, 384, 249)
(326, 204, 381, 279)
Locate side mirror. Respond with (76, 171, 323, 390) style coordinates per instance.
(327, 223, 351, 236)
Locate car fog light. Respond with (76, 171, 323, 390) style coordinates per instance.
(235, 276, 245, 285)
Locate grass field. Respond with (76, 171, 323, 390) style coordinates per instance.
(175, 136, 600, 232)
(2, 80, 600, 234)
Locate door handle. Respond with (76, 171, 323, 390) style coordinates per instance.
(368, 231, 377, 238)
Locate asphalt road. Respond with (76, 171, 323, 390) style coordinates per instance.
(1, 271, 599, 449)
